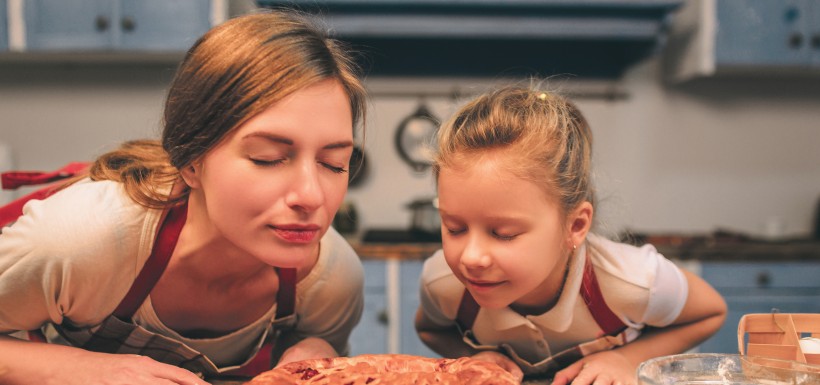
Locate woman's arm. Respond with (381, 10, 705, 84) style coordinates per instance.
(553, 269, 727, 385)
(0, 335, 208, 385)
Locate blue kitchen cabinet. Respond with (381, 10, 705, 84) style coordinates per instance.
(349, 258, 439, 357)
(24, 0, 210, 51)
(349, 259, 389, 355)
(697, 261, 820, 354)
(399, 259, 440, 358)
(714, 0, 814, 67)
(666, 0, 820, 81)
(0, 0, 7, 51)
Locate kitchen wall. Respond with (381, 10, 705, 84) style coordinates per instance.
(2, 57, 820, 239)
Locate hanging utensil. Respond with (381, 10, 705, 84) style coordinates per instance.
(394, 100, 439, 173)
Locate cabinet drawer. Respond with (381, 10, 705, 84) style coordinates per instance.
(701, 261, 820, 289)
(0, 0, 7, 51)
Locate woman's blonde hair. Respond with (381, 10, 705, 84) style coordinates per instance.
(435, 85, 593, 217)
(82, 10, 367, 208)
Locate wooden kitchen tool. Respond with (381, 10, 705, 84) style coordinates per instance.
(738, 313, 820, 365)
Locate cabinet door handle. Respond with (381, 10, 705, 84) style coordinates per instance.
(377, 309, 389, 325)
(121, 17, 136, 32)
(756, 271, 771, 287)
(788, 33, 804, 49)
(95, 15, 109, 32)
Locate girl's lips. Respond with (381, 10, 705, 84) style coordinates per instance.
(466, 278, 506, 292)
(270, 225, 320, 243)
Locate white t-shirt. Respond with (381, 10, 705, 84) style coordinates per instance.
(0, 178, 364, 366)
(419, 233, 688, 364)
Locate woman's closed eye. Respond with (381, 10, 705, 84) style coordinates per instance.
(321, 162, 348, 174)
(250, 157, 285, 167)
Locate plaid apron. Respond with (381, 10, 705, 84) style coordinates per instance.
(455, 253, 635, 379)
(22, 195, 297, 380)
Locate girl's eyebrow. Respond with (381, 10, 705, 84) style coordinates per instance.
(242, 132, 353, 149)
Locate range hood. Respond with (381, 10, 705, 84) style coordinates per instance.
(257, 0, 682, 79)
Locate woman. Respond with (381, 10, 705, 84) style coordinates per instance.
(0, 10, 367, 384)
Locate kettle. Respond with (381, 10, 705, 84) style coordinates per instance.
(407, 197, 441, 236)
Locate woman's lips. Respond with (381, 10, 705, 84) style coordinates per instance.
(270, 224, 320, 243)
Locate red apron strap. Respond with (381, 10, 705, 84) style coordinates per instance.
(0, 162, 90, 227)
(275, 267, 297, 320)
(113, 201, 188, 320)
(579, 253, 628, 336)
(455, 252, 627, 337)
(1, 162, 89, 190)
(455, 289, 480, 332)
(27, 329, 48, 343)
(221, 267, 298, 378)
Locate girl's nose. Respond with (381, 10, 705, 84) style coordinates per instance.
(460, 236, 492, 269)
(284, 162, 324, 212)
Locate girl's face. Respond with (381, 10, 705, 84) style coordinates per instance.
(185, 79, 353, 268)
(437, 150, 574, 311)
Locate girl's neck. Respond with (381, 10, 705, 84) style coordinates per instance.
(510, 250, 573, 316)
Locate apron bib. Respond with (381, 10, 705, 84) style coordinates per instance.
(26, 197, 298, 379)
(455, 253, 633, 379)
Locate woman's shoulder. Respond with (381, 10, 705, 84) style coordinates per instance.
(9, 178, 160, 269)
(302, 227, 364, 291)
(0, 179, 163, 328)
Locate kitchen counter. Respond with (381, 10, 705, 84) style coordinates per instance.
(350, 238, 820, 262)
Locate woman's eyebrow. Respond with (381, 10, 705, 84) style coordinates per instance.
(241, 132, 352, 150)
(242, 132, 293, 145)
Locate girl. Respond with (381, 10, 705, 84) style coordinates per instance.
(415, 86, 727, 385)
(0, 10, 367, 385)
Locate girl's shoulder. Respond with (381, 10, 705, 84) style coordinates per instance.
(585, 233, 676, 287)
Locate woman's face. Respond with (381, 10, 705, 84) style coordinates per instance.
(188, 79, 353, 268)
(437, 150, 571, 311)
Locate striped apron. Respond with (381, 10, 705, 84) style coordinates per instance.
(455, 253, 634, 380)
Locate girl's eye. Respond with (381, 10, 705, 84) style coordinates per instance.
(250, 158, 284, 166)
(493, 231, 519, 241)
(322, 163, 348, 174)
(446, 227, 465, 236)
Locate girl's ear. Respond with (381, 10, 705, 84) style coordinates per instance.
(179, 161, 202, 189)
(567, 201, 593, 248)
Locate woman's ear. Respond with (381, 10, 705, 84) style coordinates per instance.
(567, 201, 593, 248)
(179, 161, 202, 189)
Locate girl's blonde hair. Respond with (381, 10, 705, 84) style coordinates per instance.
(81, 10, 367, 208)
(435, 85, 594, 216)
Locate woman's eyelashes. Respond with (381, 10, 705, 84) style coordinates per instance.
(248, 156, 348, 174)
(322, 162, 348, 174)
(250, 157, 284, 166)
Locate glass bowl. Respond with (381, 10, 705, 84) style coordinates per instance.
(637, 353, 820, 385)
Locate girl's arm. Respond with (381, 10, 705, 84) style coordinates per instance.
(414, 307, 479, 358)
(552, 269, 727, 385)
(415, 308, 523, 381)
(0, 335, 208, 385)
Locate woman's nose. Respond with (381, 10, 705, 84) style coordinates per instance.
(284, 162, 324, 212)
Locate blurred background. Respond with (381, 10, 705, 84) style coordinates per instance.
(1, 0, 819, 357)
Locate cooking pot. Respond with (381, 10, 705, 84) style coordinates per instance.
(407, 197, 441, 236)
